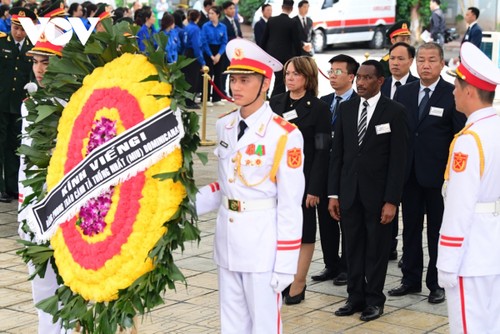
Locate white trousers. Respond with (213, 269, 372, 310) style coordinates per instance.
(218, 266, 282, 334)
(445, 275, 500, 334)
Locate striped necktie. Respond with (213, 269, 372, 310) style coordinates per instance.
(358, 100, 368, 145)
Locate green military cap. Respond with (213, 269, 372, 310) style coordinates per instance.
(10, 7, 37, 26)
(386, 20, 411, 39)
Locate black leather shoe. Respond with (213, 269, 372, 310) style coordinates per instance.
(388, 284, 421, 296)
(333, 272, 348, 286)
(428, 288, 445, 304)
(311, 268, 336, 281)
(398, 258, 403, 268)
(389, 250, 398, 260)
(284, 285, 306, 305)
(334, 302, 364, 316)
(0, 192, 14, 203)
(360, 305, 384, 321)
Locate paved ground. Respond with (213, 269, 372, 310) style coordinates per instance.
(0, 100, 450, 333)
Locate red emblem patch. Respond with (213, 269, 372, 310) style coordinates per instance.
(287, 148, 302, 168)
(452, 152, 468, 173)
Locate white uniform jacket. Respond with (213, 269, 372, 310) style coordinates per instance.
(196, 103, 305, 275)
(437, 107, 500, 276)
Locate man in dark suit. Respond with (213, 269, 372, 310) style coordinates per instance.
(220, 1, 242, 96)
(380, 20, 411, 78)
(462, 7, 482, 47)
(311, 54, 359, 286)
(253, 4, 271, 46)
(380, 42, 418, 266)
(0, 7, 35, 203)
(260, 0, 301, 97)
(388, 43, 467, 304)
(328, 60, 408, 322)
(197, 0, 214, 28)
(292, 0, 313, 56)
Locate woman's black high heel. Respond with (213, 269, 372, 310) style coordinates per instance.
(284, 285, 306, 305)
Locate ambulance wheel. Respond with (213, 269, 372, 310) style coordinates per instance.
(369, 27, 385, 49)
(313, 30, 326, 53)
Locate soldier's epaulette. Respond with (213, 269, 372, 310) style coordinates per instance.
(272, 115, 297, 133)
(218, 108, 238, 119)
(381, 53, 389, 61)
(0, 32, 6, 38)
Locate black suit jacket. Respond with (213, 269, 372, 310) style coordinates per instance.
(394, 78, 466, 188)
(260, 13, 301, 63)
(380, 73, 419, 99)
(320, 90, 358, 108)
(462, 23, 482, 48)
(328, 95, 408, 211)
(270, 91, 331, 196)
(292, 15, 313, 56)
(221, 16, 242, 41)
(198, 11, 209, 28)
(253, 18, 267, 46)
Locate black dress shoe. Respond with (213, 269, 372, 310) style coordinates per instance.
(398, 258, 403, 268)
(389, 250, 398, 260)
(0, 192, 14, 203)
(333, 272, 347, 286)
(360, 305, 383, 321)
(284, 285, 306, 305)
(334, 302, 364, 316)
(388, 283, 421, 296)
(311, 268, 336, 281)
(428, 288, 445, 304)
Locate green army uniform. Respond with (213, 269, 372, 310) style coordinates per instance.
(379, 20, 411, 78)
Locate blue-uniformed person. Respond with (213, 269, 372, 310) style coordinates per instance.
(195, 39, 305, 333)
(0, 7, 36, 203)
(380, 20, 411, 78)
(437, 42, 500, 334)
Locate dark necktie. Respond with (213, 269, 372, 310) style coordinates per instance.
(237, 120, 247, 141)
(395, 81, 401, 88)
(231, 19, 238, 36)
(331, 95, 342, 125)
(16, 42, 21, 51)
(302, 17, 306, 29)
(358, 100, 368, 146)
(418, 88, 431, 120)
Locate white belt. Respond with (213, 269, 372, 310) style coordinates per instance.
(475, 199, 500, 216)
(222, 196, 276, 212)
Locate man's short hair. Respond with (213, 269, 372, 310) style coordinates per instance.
(389, 42, 416, 58)
(432, 0, 441, 5)
(261, 3, 271, 11)
(203, 0, 213, 8)
(328, 54, 360, 75)
(468, 6, 480, 19)
(298, 0, 308, 8)
(417, 42, 444, 60)
(457, 76, 495, 104)
(222, 1, 234, 10)
(362, 59, 385, 78)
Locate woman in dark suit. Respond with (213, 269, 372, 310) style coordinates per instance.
(270, 56, 331, 305)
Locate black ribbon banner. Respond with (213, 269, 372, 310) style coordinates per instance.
(28, 107, 184, 241)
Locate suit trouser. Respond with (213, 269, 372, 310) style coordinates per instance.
(271, 70, 285, 98)
(341, 194, 392, 307)
(0, 112, 21, 194)
(401, 169, 443, 291)
(218, 266, 282, 334)
(390, 206, 399, 254)
(317, 196, 346, 273)
(183, 49, 201, 106)
(204, 45, 225, 102)
(446, 275, 500, 334)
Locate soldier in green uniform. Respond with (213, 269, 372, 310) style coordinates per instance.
(0, 7, 36, 203)
(380, 20, 411, 78)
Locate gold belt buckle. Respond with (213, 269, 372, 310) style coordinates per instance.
(228, 199, 241, 212)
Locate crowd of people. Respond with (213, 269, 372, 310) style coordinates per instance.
(1, 0, 498, 333)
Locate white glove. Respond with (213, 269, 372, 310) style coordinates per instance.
(24, 82, 38, 94)
(270, 272, 294, 294)
(438, 270, 458, 289)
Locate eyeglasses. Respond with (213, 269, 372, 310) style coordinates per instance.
(327, 69, 347, 76)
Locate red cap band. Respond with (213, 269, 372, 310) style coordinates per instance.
(228, 58, 273, 79)
(389, 28, 410, 39)
(457, 63, 497, 92)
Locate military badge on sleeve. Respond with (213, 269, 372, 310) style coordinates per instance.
(452, 152, 468, 172)
(287, 148, 302, 168)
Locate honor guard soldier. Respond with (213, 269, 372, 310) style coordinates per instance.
(0, 7, 36, 203)
(437, 42, 500, 334)
(380, 20, 411, 78)
(195, 39, 305, 333)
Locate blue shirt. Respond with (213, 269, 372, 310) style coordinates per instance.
(0, 17, 10, 33)
(183, 21, 205, 66)
(137, 24, 159, 52)
(162, 28, 180, 63)
(172, 25, 185, 55)
(201, 21, 227, 57)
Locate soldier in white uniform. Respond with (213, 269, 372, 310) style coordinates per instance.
(196, 39, 305, 334)
(437, 42, 500, 334)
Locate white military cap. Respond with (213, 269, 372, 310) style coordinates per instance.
(455, 42, 500, 92)
(224, 39, 283, 79)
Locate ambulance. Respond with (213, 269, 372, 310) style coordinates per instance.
(253, 0, 396, 52)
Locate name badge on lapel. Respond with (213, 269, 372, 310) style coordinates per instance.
(375, 123, 391, 135)
(283, 110, 298, 121)
(429, 107, 444, 117)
